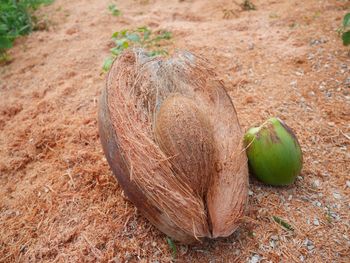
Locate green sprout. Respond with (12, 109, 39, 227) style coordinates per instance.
(166, 237, 177, 259)
(102, 26, 172, 72)
(242, 0, 256, 11)
(340, 13, 350, 46)
(108, 4, 121, 17)
(272, 216, 294, 231)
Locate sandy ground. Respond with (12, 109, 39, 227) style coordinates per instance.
(0, 0, 349, 262)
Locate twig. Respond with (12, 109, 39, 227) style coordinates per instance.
(340, 129, 350, 140)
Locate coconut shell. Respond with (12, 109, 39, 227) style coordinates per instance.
(154, 94, 216, 198)
(98, 49, 249, 243)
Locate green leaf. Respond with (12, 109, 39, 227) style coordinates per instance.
(0, 51, 11, 63)
(159, 31, 172, 40)
(122, 41, 129, 49)
(151, 31, 172, 43)
(108, 4, 116, 10)
(18, 24, 31, 34)
(127, 33, 140, 43)
(110, 47, 121, 56)
(0, 36, 13, 49)
(166, 237, 177, 259)
(272, 216, 294, 231)
(147, 50, 156, 57)
(343, 13, 350, 27)
(242, 0, 256, 11)
(137, 27, 151, 40)
(108, 4, 121, 16)
(342, 31, 350, 46)
(23, 0, 53, 10)
(0, 24, 9, 34)
(102, 26, 172, 72)
(112, 31, 119, 38)
(102, 57, 114, 72)
(111, 39, 129, 55)
(137, 26, 148, 32)
(148, 49, 168, 57)
(115, 38, 128, 48)
(143, 30, 151, 41)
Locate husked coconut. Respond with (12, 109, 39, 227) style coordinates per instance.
(98, 49, 249, 243)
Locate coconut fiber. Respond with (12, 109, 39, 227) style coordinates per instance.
(98, 49, 249, 243)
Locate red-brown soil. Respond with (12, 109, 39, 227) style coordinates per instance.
(0, 0, 349, 262)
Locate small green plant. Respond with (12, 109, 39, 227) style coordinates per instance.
(339, 13, 350, 46)
(102, 27, 172, 72)
(242, 0, 256, 11)
(166, 237, 177, 259)
(222, 9, 237, 19)
(108, 4, 121, 17)
(0, 0, 53, 61)
(325, 210, 333, 223)
(272, 216, 294, 231)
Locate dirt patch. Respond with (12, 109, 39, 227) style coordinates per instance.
(0, 0, 349, 262)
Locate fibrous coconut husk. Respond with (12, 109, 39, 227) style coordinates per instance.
(98, 49, 249, 243)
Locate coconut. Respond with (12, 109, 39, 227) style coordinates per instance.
(244, 117, 303, 186)
(154, 94, 216, 198)
(98, 49, 249, 243)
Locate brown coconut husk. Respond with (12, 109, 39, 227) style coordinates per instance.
(98, 49, 249, 243)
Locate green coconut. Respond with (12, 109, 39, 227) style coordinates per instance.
(244, 117, 303, 186)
